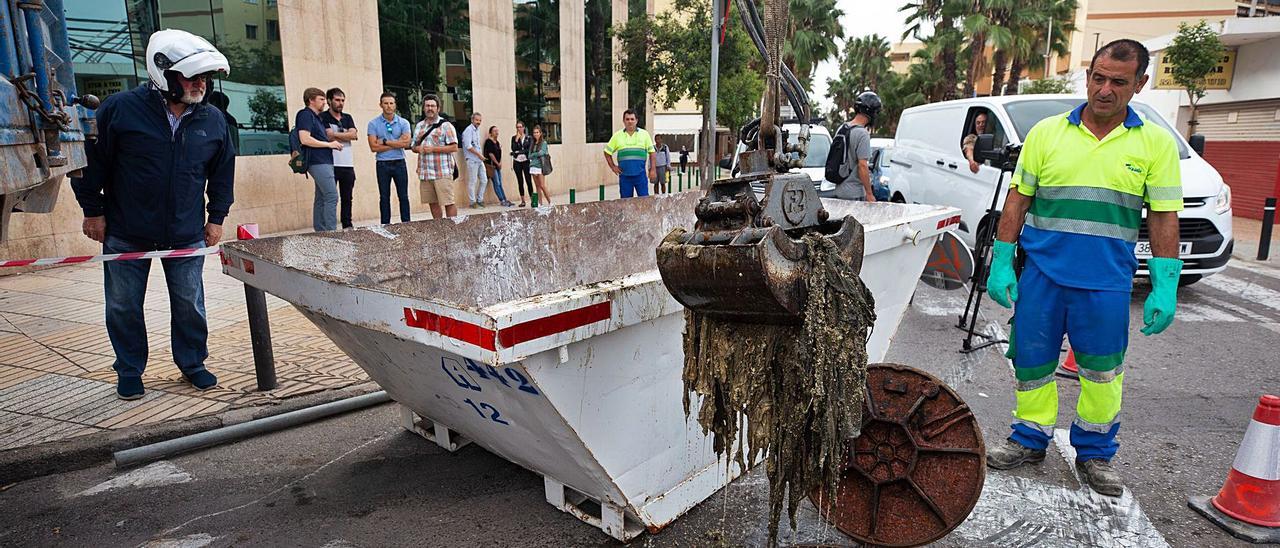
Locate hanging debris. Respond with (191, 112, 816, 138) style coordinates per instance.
(681, 232, 876, 544)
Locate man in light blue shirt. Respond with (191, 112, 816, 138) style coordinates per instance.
(367, 92, 413, 224)
(460, 112, 489, 208)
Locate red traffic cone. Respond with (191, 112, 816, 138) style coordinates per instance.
(1055, 347, 1079, 379)
(1189, 395, 1280, 543)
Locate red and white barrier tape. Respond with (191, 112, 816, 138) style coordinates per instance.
(0, 224, 257, 268)
(0, 246, 221, 268)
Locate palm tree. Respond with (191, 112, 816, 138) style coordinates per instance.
(1005, 0, 1076, 95)
(988, 0, 1035, 95)
(901, 0, 965, 99)
(842, 34, 892, 91)
(786, 0, 844, 91)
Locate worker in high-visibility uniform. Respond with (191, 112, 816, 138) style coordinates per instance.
(984, 39, 1184, 497)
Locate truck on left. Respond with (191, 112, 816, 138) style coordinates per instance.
(0, 0, 99, 240)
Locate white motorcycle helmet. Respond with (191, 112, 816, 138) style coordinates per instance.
(145, 29, 230, 103)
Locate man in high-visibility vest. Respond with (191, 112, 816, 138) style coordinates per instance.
(985, 39, 1184, 497)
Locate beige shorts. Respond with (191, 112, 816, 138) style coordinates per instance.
(419, 178, 454, 206)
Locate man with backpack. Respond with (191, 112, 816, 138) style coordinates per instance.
(825, 91, 881, 202)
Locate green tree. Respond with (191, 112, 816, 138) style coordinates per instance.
(613, 0, 764, 158)
(248, 88, 287, 132)
(1021, 76, 1073, 94)
(785, 0, 844, 91)
(826, 35, 890, 116)
(1004, 0, 1075, 96)
(1163, 20, 1225, 137)
(901, 0, 966, 100)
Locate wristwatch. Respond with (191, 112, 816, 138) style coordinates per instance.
(381, 137, 387, 146)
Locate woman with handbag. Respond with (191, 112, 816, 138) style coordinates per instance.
(510, 122, 534, 207)
(528, 125, 553, 205)
(484, 126, 514, 207)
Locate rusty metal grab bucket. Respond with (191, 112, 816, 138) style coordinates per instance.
(656, 171, 863, 324)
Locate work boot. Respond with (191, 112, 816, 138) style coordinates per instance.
(1076, 459, 1124, 497)
(986, 438, 1046, 470)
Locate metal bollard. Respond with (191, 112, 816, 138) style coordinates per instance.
(570, 188, 576, 204)
(244, 284, 277, 391)
(1261, 197, 1276, 261)
(531, 191, 539, 207)
(599, 184, 605, 201)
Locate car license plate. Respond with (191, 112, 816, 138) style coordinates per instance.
(1134, 241, 1191, 258)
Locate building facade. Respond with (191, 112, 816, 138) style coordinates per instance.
(1141, 17, 1280, 221)
(4, 0, 643, 261)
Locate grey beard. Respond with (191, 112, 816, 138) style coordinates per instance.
(180, 91, 205, 105)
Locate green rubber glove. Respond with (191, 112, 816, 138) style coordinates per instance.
(1142, 257, 1182, 336)
(986, 240, 1019, 309)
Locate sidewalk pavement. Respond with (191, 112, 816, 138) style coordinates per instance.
(1230, 214, 1278, 264)
(0, 180, 685, 479)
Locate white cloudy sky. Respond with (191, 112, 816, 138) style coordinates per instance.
(810, 0, 923, 111)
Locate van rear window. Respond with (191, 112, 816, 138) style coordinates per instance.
(1005, 99, 1189, 159)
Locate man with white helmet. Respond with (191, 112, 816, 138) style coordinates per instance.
(71, 29, 236, 400)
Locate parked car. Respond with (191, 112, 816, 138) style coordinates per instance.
(890, 94, 1233, 285)
(870, 138, 894, 202)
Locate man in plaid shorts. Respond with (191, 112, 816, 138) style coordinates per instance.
(412, 94, 459, 219)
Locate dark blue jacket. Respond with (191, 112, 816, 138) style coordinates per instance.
(73, 85, 235, 249)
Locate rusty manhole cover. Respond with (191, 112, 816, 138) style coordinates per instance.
(810, 363, 986, 547)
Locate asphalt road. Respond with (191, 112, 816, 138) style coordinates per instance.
(2, 260, 1277, 547)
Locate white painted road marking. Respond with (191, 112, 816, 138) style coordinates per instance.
(78, 461, 192, 497)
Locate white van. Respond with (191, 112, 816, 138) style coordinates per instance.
(890, 94, 1233, 284)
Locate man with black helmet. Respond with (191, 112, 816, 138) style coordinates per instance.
(72, 29, 235, 400)
(833, 91, 881, 202)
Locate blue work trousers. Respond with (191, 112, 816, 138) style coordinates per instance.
(1009, 260, 1130, 462)
(619, 174, 650, 198)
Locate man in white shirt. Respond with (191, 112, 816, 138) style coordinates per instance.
(460, 112, 489, 208)
(322, 88, 358, 228)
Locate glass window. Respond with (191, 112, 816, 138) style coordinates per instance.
(515, 0, 561, 143)
(66, 0, 290, 156)
(626, 0, 645, 124)
(584, 0, 612, 142)
(378, 0, 474, 132)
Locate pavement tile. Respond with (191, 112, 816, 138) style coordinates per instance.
(0, 256, 371, 452)
(0, 365, 44, 389)
(0, 412, 99, 450)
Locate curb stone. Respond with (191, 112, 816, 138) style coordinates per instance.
(0, 382, 383, 485)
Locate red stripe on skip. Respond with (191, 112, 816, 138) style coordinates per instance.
(404, 307, 497, 351)
(497, 302, 612, 348)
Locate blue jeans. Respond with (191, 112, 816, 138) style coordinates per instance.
(309, 163, 338, 231)
(376, 160, 410, 223)
(103, 236, 209, 379)
(490, 168, 510, 203)
(619, 174, 650, 198)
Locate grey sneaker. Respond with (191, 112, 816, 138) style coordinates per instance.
(1076, 459, 1124, 496)
(986, 438, 1046, 470)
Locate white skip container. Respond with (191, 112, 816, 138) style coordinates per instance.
(219, 193, 960, 541)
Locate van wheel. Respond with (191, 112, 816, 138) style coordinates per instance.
(891, 192, 906, 203)
(1178, 274, 1202, 287)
